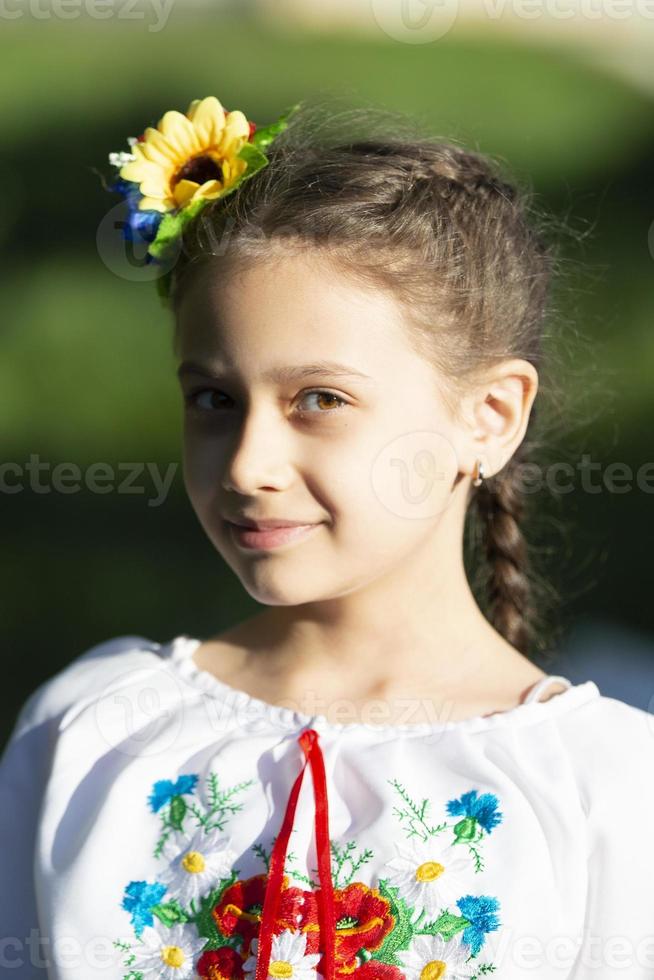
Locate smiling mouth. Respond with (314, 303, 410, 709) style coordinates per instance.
(228, 518, 319, 530)
(226, 520, 322, 551)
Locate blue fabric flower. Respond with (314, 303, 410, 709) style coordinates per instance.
(121, 879, 168, 938)
(456, 894, 501, 957)
(446, 789, 503, 833)
(148, 774, 199, 812)
(108, 176, 163, 254)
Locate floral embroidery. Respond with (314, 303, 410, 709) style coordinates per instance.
(113, 772, 503, 979)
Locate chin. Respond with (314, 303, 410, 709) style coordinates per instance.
(239, 582, 324, 607)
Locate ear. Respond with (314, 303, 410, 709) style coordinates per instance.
(459, 359, 539, 480)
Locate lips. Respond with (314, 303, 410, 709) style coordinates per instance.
(226, 520, 321, 550)
(228, 517, 318, 530)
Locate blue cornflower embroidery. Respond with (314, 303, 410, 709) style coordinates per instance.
(121, 879, 168, 938)
(147, 774, 199, 812)
(457, 894, 502, 956)
(446, 789, 503, 835)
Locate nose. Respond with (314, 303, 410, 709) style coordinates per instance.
(221, 403, 294, 494)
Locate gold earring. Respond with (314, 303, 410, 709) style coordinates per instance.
(473, 460, 484, 487)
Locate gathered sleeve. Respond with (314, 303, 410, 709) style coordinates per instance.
(0, 687, 58, 976)
(564, 695, 654, 978)
(0, 635, 153, 977)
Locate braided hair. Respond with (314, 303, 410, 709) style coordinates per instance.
(170, 99, 567, 662)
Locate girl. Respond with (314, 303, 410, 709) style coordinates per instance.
(1, 95, 652, 980)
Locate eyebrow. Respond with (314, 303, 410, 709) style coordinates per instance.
(176, 359, 374, 384)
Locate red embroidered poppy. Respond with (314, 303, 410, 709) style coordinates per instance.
(320, 882, 396, 973)
(212, 873, 314, 957)
(196, 944, 245, 979)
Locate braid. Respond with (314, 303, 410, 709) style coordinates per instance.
(465, 402, 558, 664)
(473, 452, 535, 656)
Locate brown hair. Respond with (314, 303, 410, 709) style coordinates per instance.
(169, 97, 586, 664)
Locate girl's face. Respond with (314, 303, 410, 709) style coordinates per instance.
(175, 252, 467, 607)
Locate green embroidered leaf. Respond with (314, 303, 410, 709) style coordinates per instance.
(251, 841, 271, 871)
(427, 910, 471, 942)
(151, 899, 188, 927)
(204, 775, 258, 823)
(193, 872, 241, 948)
(207, 772, 222, 810)
(168, 795, 187, 830)
(153, 825, 175, 861)
(373, 879, 416, 965)
(389, 778, 449, 841)
(330, 840, 375, 889)
(114, 938, 145, 979)
(453, 817, 478, 842)
(468, 842, 485, 873)
(288, 869, 318, 888)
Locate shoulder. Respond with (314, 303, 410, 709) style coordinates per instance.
(557, 686, 653, 747)
(553, 687, 654, 954)
(555, 687, 654, 812)
(6, 634, 165, 740)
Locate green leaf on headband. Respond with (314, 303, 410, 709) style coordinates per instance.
(251, 101, 301, 150)
(148, 197, 208, 261)
(236, 141, 269, 176)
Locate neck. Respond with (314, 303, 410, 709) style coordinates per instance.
(238, 514, 523, 696)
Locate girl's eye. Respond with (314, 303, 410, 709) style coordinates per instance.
(183, 388, 348, 416)
(184, 389, 230, 412)
(297, 390, 348, 414)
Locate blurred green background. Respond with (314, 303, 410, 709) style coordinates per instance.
(2, 6, 654, 749)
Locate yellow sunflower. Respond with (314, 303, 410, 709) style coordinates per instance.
(120, 96, 252, 214)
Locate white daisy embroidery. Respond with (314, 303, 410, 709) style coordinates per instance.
(383, 836, 474, 923)
(127, 921, 207, 978)
(396, 932, 477, 979)
(157, 825, 237, 909)
(242, 928, 323, 979)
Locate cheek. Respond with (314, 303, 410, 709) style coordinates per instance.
(307, 423, 460, 532)
(366, 426, 460, 527)
(182, 430, 224, 513)
(307, 442, 380, 522)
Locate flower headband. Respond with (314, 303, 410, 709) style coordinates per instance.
(103, 96, 298, 305)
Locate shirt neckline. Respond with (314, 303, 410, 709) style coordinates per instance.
(160, 634, 601, 737)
